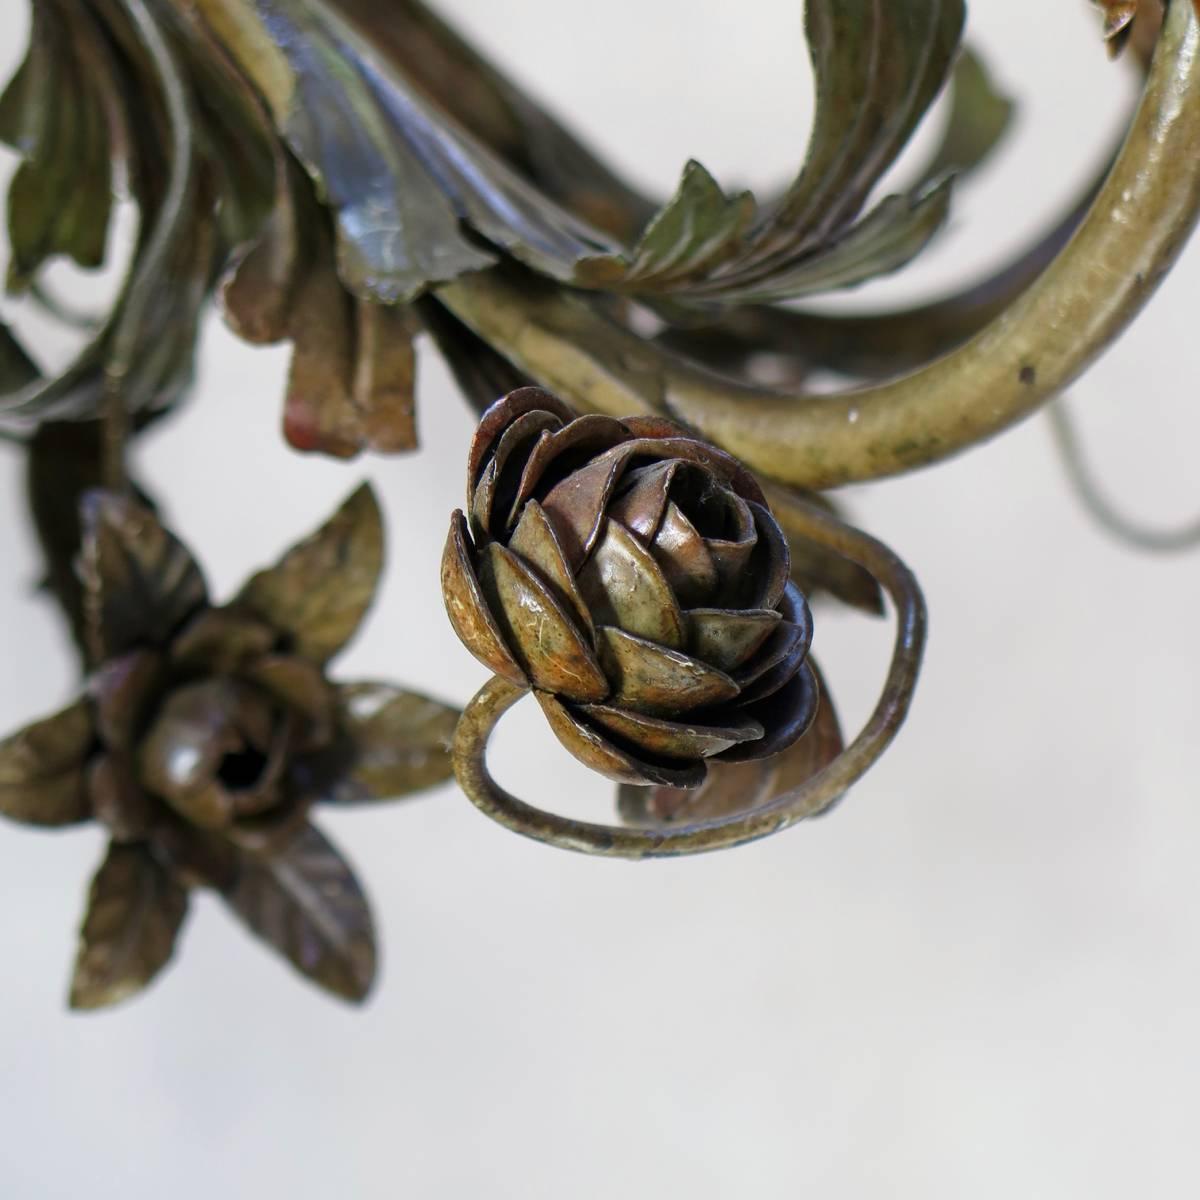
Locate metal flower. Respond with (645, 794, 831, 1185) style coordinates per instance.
(0, 484, 459, 1009)
(442, 388, 821, 789)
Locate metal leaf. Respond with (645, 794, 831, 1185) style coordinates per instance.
(81, 490, 208, 661)
(0, 698, 94, 827)
(315, 682, 459, 803)
(221, 822, 376, 1002)
(236, 483, 383, 664)
(69, 841, 189, 1011)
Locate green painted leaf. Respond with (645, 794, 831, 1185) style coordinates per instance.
(0, 698, 94, 827)
(315, 682, 459, 803)
(69, 841, 189, 1011)
(81, 491, 208, 661)
(221, 822, 375, 1002)
(236, 483, 383, 664)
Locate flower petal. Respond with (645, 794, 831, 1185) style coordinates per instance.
(89, 650, 163, 751)
(686, 608, 781, 672)
(169, 608, 277, 671)
(0, 698, 94, 827)
(478, 543, 609, 702)
(651, 501, 719, 607)
(236, 483, 383, 664)
(507, 500, 593, 636)
(88, 755, 154, 842)
(596, 626, 739, 716)
(441, 510, 528, 685)
(222, 822, 376, 1003)
(69, 841, 189, 1011)
(581, 703, 763, 758)
(577, 519, 686, 649)
(81, 491, 208, 660)
(470, 408, 561, 538)
(718, 661, 820, 763)
(466, 387, 572, 502)
(536, 692, 705, 787)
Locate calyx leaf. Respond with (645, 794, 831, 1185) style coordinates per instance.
(0, 698, 94, 827)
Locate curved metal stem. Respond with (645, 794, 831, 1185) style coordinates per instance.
(440, 0, 1200, 490)
(1048, 398, 1200, 552)
(452, 495, 926, 859)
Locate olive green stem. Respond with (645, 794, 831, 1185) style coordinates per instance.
(440, 0, 1200, 490)
(451, 495, 926, 859)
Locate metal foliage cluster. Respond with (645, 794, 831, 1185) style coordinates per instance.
(0, 0, 1197, 1006)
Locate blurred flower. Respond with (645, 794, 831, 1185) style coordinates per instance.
(0, 484, 459, 1009)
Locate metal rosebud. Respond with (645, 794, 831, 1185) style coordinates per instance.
(443, 387, 820, 788)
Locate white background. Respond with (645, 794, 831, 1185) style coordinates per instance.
(2, 2, 1199, 1196)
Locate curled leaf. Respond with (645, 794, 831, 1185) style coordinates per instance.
(69, 841, 189, 1011)
(235, 483, 383, 664)
(0, 698, 94, 827)
(221, 823, 375, 1002)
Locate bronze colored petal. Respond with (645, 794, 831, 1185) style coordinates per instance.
(169, 607, 277, 671)
(242, 655, 336, 749)
(686, 608, 781, 672)
(744, 500, 792, 610)
(0, 698, 94, 827)
(236, 483, 383, 664)
(524, 425, 637, 563)
(222, 823, 376, 1003)
(81, 491, 208, 661)
(735, 584, 813, 702)
(478, 543, 609, 702)
(136, 682, 242, 828)
(651, 502, 718, 607)
(606, 461, 679, 541)
(577, 519, 686, 649)
(596, 626, 740, 716)
(88, 755, 154, 842)
(90, 649, 163, 751)
(535, 692, 705, 787)
(441, 511, 528, 685)
(703, 493, 758, 599)
(69, 841, 189, 1011)
(618, 758, 775, 826)
(581, 703, 763, 759)
(770, 658, 845, 803)
(608, 429, 768, 506)
(470, 408, 560, 537)
(719, 662, 820, 764)
(507, 501, 593, 636)
(314, 682, 459, 803)
(466, 386, 573, 502)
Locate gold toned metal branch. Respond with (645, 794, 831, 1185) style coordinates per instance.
(451, 495, 926, 859)
(440, 0, 1200, 490)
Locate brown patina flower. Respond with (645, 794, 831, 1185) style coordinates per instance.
(0, 485, 459, 1009)
(442, 388, 820, 789)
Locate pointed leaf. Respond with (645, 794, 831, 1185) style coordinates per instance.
(237, 484, 383, 664)
(69, 842, 188, 1011)
(0, 698, 94, 827)
(222, 823, 376, 1003)
(316, 682, 459, 803)
(81, 491, 208, 660)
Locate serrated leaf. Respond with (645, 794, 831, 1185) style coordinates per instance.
(81, 490, 208, 662)
(0, 698, 94, 827)
(236, 483, 383, 664)
(315, 682, 459, 803)
(69, 841, 189, 1011)
(567, 0, 965, 304)
(222, 822, 375, 1002)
